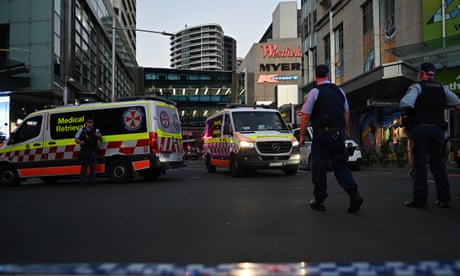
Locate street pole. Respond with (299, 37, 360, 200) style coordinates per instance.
(110, 7, 172, 102)
(63, 77, 74, 106)
(111, 10, 117, 102)
(63, 79, 68, 106)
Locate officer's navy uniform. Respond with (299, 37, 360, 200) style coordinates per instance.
(404, 80, 451, 205)
(310, 83, 360, 204)
(76, 126, 100, 186)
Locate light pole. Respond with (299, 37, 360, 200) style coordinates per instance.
(111, 8, 118, 102)
(63, 77, 74, 106)
(111, 8, 173, 101)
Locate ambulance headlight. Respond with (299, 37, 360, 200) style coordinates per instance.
(292, 140, 299, 147)
(240, 140, 255, 148)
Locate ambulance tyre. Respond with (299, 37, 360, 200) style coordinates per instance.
(230, 156, 243, 177)
(283, 165, 298, 176)
(0, 164, 20, 186)
(107, 159, 132, 183)
(205, 155, 216, 173)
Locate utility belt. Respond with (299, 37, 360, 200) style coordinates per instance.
(313, 126, 344, 133)
(313, 127, 345, 140)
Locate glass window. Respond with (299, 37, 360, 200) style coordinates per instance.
(9, 116, 43, 144)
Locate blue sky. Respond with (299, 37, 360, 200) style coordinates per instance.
(136, 0, 300, 68)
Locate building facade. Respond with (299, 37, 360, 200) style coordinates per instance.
(140, 67, 235, 143)
(0, 0, 136, 134)
(237, 1, 302, 124)
(300, 0, 460, 162)
(170, 23, 236, 71)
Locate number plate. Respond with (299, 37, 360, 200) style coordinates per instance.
(270, 162, 283, 167)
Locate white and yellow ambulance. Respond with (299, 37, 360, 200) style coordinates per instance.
(202, 104, 300, 177)
(0, 96, 185, 186)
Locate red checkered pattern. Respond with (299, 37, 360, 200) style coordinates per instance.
(0, 139, 157, 162)
(1, 145, 80, 162)
(0, 137, 184, 163)
(158, 137, 183, 153)
(204, 140, 239, 156)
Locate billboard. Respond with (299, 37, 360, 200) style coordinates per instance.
(423, 0, 460, 41)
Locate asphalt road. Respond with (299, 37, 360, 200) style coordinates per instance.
(1, 160, 459, 265)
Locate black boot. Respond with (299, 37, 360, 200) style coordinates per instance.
(347, 189, 363, 213)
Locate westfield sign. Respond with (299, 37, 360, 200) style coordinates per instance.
(261, 44, 302, 58)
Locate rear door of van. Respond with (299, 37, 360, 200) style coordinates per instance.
(152, 101, 184, 164)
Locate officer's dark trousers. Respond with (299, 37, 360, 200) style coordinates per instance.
(311, 130, 358, 202)
(410, 125, 450, 203)
(79, 150, 97, 185)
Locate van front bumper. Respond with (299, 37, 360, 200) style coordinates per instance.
(235, 150, 300, 170)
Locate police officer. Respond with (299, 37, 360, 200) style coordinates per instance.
(400, 62, 460, 209)
(75, 118, 102, 186)
(299, 64, 363, 213)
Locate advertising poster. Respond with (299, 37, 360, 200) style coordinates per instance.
(423, 0, 460, 41)
(363, 32, 375, 73)
(380, 15, 397, 63)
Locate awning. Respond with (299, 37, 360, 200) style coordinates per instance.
(0, 58, 30, 90)
(390, 35, 460, 69)
(341, 62, 416, 111)
(0, 58, 29, 76)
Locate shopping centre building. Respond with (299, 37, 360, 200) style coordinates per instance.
(299, 0, 460, 162)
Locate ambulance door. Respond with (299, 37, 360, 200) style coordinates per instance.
(7, 114, 45, 178)
(222, 112, 233, 161)
(206, 114, 224, 162)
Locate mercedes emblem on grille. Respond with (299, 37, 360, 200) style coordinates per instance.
(271, 143, 281, 151)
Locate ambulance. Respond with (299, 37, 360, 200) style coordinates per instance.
(202, 104, 300, 177)
(0, 96, 185, 186)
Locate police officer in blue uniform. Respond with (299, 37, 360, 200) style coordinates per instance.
(75, 118, 102, 186)
(299, 64, 363, 213)
(400, 62, 460, 209)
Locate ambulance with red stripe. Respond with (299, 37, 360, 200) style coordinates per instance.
(202, 104, 300, 177)
(0, 96, 185, 186)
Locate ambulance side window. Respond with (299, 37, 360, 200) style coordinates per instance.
(208, 115, 222, 138)
(223, 114, 232, 135)
(9, 116, 42, 144)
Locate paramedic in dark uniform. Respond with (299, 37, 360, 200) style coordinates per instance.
(299, 64, 363, 213)
(75, 118, 102, 186)
(399, 62, 460, 209)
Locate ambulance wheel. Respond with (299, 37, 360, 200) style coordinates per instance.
(0, 164, 20, 186)
(205, 155, 216, 173)
(230, 156, 242, 177)
(283, 165, 298, 176)
(107, 159, 132, 183)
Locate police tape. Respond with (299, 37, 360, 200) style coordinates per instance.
(1, 260, 460, 275)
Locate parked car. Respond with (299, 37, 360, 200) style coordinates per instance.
(293, 127, 362, 170)
(185, 146, 201, 160)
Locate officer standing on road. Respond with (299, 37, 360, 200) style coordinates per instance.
(400, 62, 460, 209)
(299, 64, 363, 213)
(75, 118, 102, 186)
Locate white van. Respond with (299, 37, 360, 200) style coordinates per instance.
(202, 104, 300, 176)
(0, 96, 185, 186)
(293, 127, 362, 170)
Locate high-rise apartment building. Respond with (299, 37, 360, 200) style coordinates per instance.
(170, 23, 236, 71)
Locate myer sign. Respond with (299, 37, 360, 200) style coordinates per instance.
(436, 68, 460, 95)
